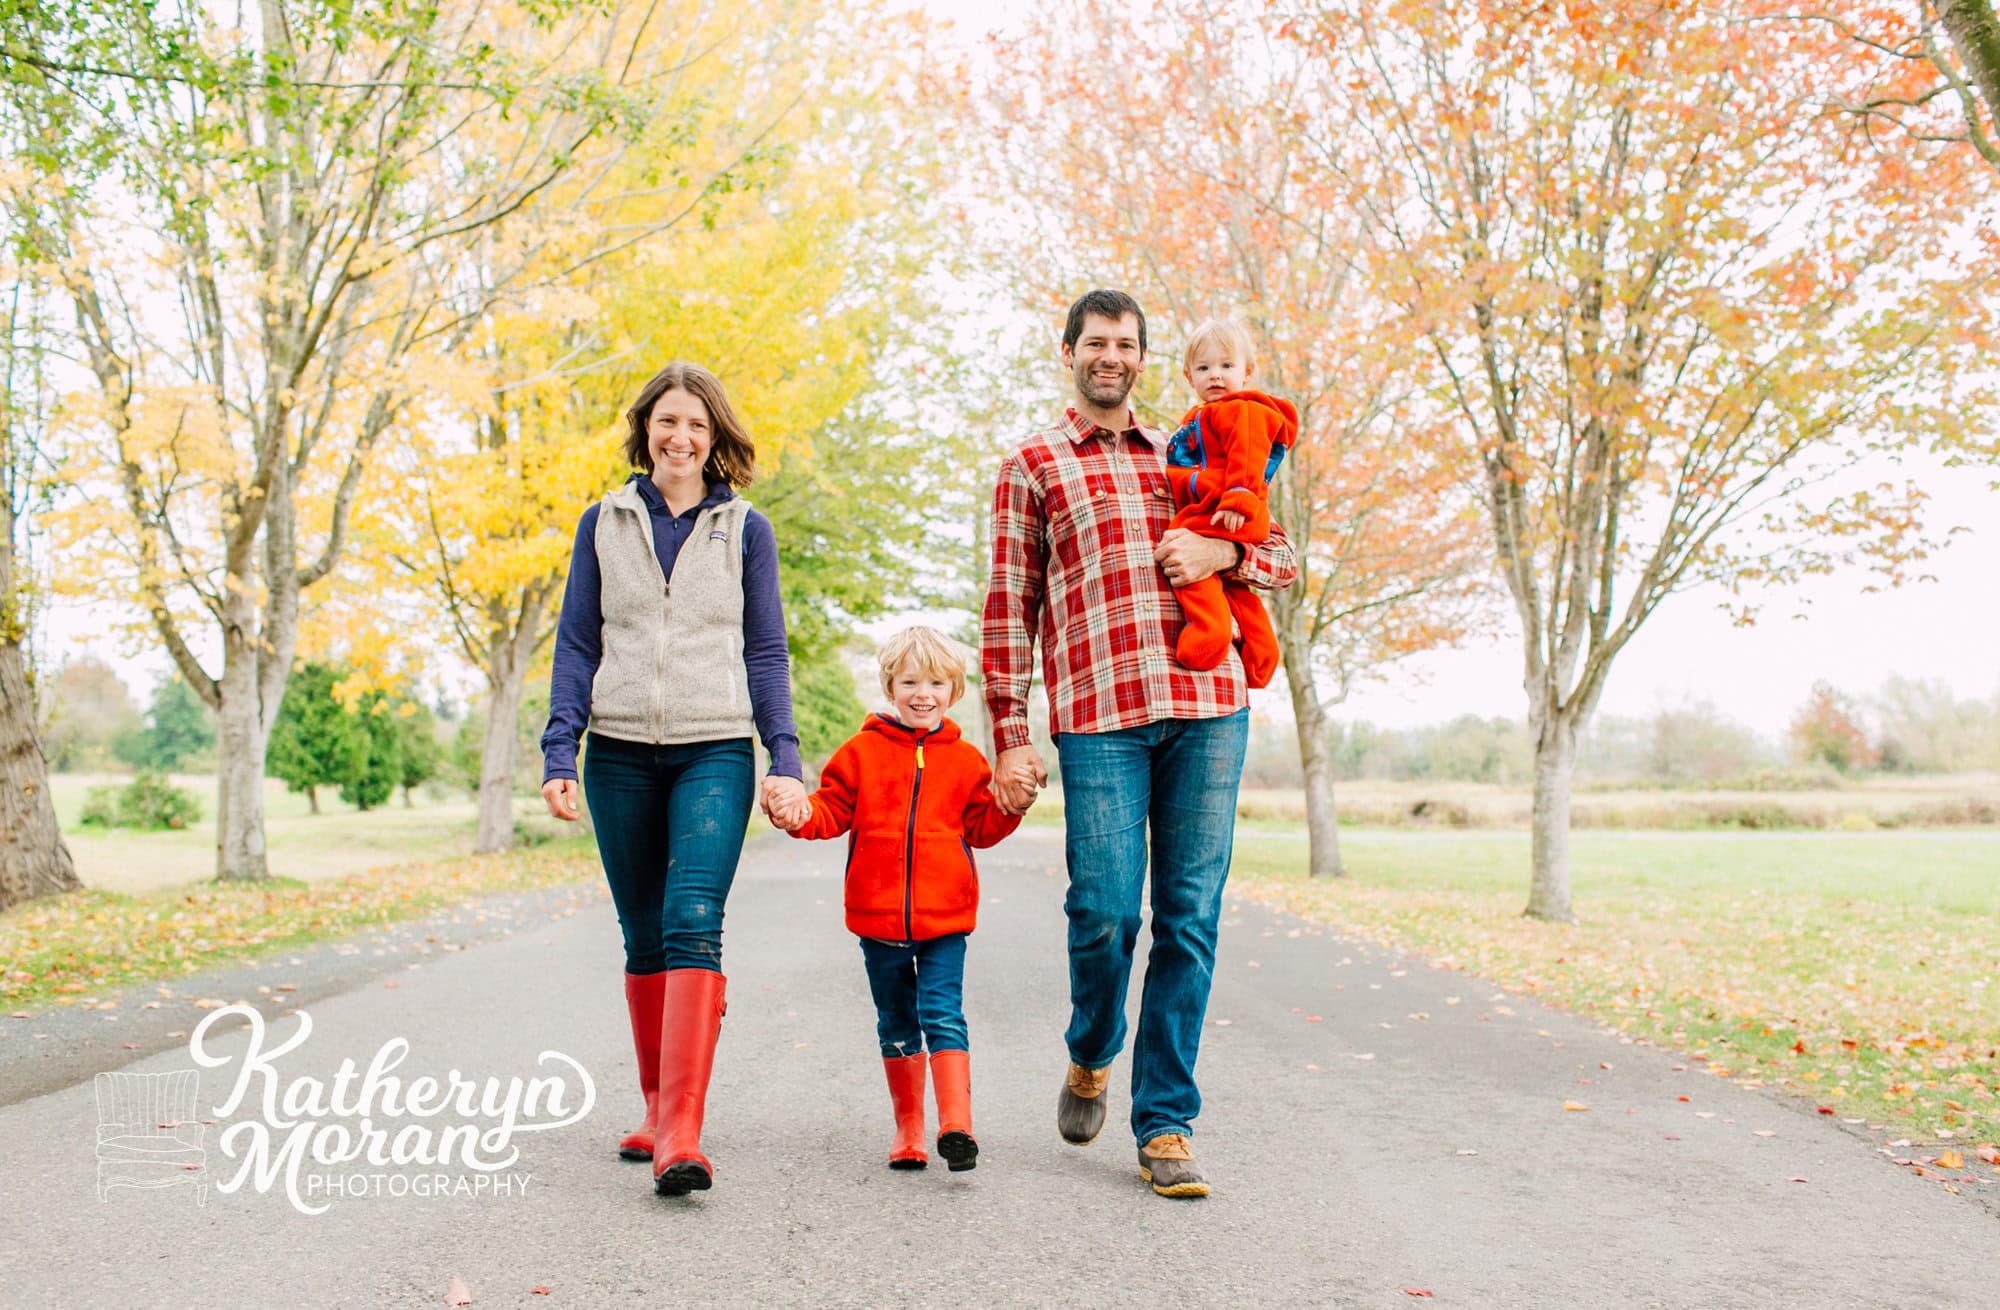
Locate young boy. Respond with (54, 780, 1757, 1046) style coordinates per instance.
(1164, 318, 1299, 687)
(769, 626, 1020, 1171)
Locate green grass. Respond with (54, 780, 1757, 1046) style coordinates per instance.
(49, 773, 568, 893)
(1228, 828, 2000, 1169)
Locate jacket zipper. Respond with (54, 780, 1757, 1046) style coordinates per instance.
(904, 734, 926, 942)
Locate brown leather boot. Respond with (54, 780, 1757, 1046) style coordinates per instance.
(883, 1054, 929, 1170)
(619, 972, 665, 1161)
(929, 1049, 978, 1172)
(652, 969, 726, 1197)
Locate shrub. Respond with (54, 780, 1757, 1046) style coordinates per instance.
(78, 772, 204, 831)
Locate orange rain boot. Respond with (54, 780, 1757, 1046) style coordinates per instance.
(930, 1049, 978, 1172)
(652, 969, 726, 1197)
(883, 1054, 930, 1170)
(619, 971, 666, 1160)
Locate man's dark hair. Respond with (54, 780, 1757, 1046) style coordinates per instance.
(1062, 289, 1147, 355)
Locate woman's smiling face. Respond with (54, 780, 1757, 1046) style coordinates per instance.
(646, 387, 713, 482)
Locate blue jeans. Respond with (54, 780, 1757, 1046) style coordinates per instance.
(857, 933, 969, 1058)
(582, 733, 754, 974)
(1054, 709, 1248, 1146)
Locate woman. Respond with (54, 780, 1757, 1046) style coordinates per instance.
(540, 361, 807, 1198)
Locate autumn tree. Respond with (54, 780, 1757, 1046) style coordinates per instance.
(967, 0, 1487, 877)
(6, 0, 656, 880)
(36, 656, 140, 773)
(371, 0, 946, 848)
(1788, 680, 1879, 773)
(1287, 0, 1997, 918)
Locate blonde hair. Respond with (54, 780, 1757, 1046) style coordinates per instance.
(877, 626, 967, 704)
(1181, 318, 1257, 377)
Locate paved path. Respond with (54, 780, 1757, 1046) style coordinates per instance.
(2, 827, 1994, 1308)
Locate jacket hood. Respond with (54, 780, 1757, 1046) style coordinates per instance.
(863, 712, 963, 747)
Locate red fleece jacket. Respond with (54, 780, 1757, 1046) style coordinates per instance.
(789, 713, 1020, 941)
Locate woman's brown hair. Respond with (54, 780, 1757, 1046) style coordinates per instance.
(623, 361, 757, 488)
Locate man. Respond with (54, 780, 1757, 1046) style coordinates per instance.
(981, 289, 1298, 1198)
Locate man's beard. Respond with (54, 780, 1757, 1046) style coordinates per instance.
(1075, 361, 1136, 409)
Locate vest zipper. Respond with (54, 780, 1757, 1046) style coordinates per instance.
(904, 737, 926, 942)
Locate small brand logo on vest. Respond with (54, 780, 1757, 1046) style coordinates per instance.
(182, 1004, 595, 1215)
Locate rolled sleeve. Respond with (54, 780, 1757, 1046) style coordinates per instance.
(1231, 520, 1298, 591)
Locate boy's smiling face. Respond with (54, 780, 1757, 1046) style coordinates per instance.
(888, 659, 954, 733)
(1184, 342, 1249, 403)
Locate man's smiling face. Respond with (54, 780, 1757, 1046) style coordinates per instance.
(1063, 311, 1145, 413)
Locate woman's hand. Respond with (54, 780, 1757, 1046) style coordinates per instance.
(542, 778, 580, 822)
(761, 775, 808, 830)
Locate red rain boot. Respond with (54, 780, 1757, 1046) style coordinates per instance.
(883, 1054, 929, 1170)
(652, 969, 726, 1196)
(619, 972, 666, 1160)
(930, 1049, 978, 1172)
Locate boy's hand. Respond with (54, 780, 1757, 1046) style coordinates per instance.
(770, 797, 809, 832)
(1210, 508, 1247, 533)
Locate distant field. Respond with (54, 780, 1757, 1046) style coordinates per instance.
(48, 774, 570, 894)
(1019, 774, 2000, 831)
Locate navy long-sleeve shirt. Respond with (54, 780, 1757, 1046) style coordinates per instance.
(541, 475, 802, 782)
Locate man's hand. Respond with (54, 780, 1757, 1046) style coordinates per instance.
(994, 744, 1047, 815)
(1155, 529, 1240, 587)
(760, 775, 808, 830)
(542, 778, 580, 822)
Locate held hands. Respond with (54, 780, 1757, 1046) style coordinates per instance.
(761, 775, 810, 832)
(1155, 529, 1240, 588)
(542, 778, 580, 822)
(994, 744, 1047, 816)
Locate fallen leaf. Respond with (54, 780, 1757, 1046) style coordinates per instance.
(531, 1289, 550, 1297)
(1753, 1130, 1776, 1138)
(1934, 1151, 1964, 1170)
(1975, 1144, 1999, 1165)
(1816, 1107, 1835, 1116)
(1788, 1176, 1808, 1183)
(1563, 1101, 1590, 1112)
(1402, 1292, 1434, 1299)
(444, 1275, 472, 1305)
(1455, 1149, 1478, 1156)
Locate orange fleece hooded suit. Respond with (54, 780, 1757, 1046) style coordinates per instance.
(1164, 389, 1298, 688)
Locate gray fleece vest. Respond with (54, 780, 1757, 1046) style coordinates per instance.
(587, 484, 755, 746)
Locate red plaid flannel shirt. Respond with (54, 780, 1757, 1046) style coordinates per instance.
(980, 407, 1298, 752)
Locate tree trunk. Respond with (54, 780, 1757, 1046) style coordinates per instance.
(475, 653, 526, 855)
(214, 598, 270, 882)
(305, 785, 319, 816)
(1525, 713, 1577, 921)
(0, 638, 81, 912)
(401, 784, 413, 809)
(1277, 615, 1345, 877)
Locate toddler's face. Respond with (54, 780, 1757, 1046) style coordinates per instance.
(888, 660, 954, 732)
(1184, 344, 1248, 403)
